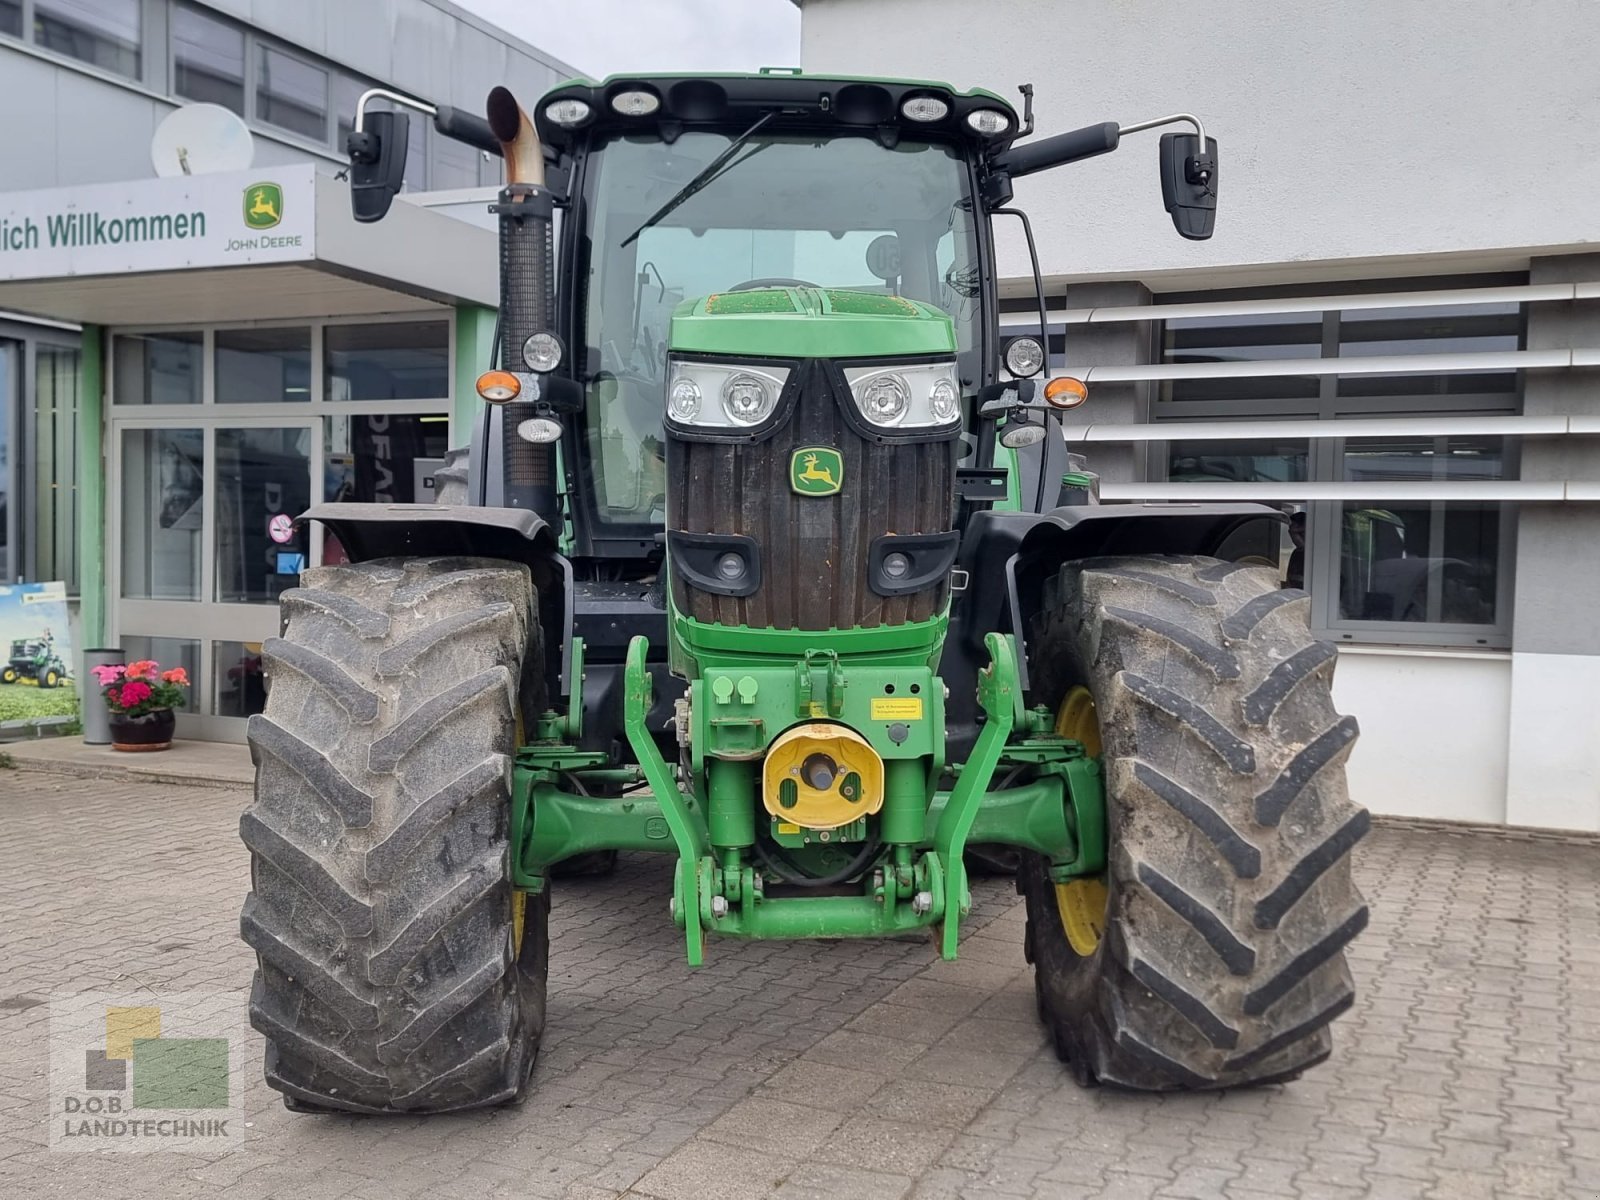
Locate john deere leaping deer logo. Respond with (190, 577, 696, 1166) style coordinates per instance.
(790, 447, 843, 497)
(243, 182, 283, 230)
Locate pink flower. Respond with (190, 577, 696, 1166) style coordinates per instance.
(119, 680, 152, 705)
(91, 664, 126, 685)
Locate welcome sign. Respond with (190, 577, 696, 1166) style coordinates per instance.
(0, 164, 316, 281)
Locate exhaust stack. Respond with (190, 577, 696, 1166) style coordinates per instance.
(485, 86, 557, 516)
(487, 86, 545, 187)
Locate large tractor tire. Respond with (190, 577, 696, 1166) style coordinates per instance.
(1022, 556, 1369, 1090)
(240, 556, 549, 1114)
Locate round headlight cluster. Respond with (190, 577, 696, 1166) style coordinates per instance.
(860, 373, 911, 425)
(721, 373, 777, 425)
(929, 377, 960, 422)
(543, 98, 591, 127)
(1004, 337, 1046, 378)
(521, 331, 563, 373)
(669, 377, 702, 422)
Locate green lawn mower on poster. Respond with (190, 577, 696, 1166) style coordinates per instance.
(4, 636, 69, 689)
(239, 70, 1370, 1114)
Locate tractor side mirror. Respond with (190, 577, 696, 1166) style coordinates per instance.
(1159, 132, 1218, 241)
(347, 110, 410, 223)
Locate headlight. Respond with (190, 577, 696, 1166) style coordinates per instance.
(668, 377, 701, 421)
(610, 89, 660, 116)
(901, 95, 949, 123)
(965, 108, 1012, 136)
(859, 374, 909, 424)
(844, 361, 962, 429)
(721, 372, 777, 425)
(1003, 336, 1045, 378)
(543, 98, 591, 126)
(522, 331, 562, 373)
(667, 361, 790, 431)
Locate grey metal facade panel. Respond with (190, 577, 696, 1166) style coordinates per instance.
(53, 70, 165, 187)
(1, 0, 579, 192)
(2, 54, 61, 189)
(1512, 254, 1600, 657)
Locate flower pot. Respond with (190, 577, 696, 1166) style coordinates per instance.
(109, 708, 176, 752)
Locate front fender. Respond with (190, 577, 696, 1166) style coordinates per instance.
(952, 503, 1284, 695)
(300, 502, 553, 569)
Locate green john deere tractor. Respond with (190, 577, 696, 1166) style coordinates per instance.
(240, 70, 1368, 1114)
(4, 636, 68, 688)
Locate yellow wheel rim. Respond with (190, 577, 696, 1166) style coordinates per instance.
(1052, 685, 1108, 956)
(511, 889, 527, 957)
(1055, 878, 1109, 957)
(1054, 685, 1102, 758)
(510, 709, 527, 958)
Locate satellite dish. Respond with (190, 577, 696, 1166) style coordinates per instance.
(151, 104, 255, 177)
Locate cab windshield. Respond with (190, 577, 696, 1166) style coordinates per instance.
(574, 129, 982, 539)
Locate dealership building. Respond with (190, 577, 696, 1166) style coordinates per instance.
(3, 1, 1597, 833)
(797, 0, 1600, 831)
(0, 0, 575, 738)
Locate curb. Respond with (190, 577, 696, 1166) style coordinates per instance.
(5, 755, 250, 791)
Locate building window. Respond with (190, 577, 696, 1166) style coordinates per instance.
(1157, 290, 1522, 648)
(172, 4, 245, 115)
(256, 43, 328, 143)
(113, 331, 203, 405)
(33, 0, 140, 78)
(0, 338, 15, 583)
(1331, 435, 1507, 630)
(1, 1, 22, 39)
(216, 327, 310, 403)
(120, 427, 204, 601)
(325, 322, 449, 401)
(33, 345, 81, 591)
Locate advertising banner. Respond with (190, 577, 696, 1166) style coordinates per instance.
(0, 165, 316, 281)
(0, 582, 79, 730)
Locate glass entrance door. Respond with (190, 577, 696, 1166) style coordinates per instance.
(112, 419, 315, 741)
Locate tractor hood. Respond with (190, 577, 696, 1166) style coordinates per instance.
(668, 287, 957, 360)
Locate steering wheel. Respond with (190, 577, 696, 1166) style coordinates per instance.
(728, 277, 823, 292)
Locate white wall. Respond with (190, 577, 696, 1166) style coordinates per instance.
(1331, 648, 1511, 826)
(1505, 652, 1600, 832)
(801, 0, 1600, 287)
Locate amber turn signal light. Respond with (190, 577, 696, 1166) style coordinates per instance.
(1043, 376, 1089, 409)
(476, 370, 521, 404)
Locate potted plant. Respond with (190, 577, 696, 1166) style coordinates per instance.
(90, 659, 189, 752)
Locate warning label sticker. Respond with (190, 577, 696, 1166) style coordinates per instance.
(870, 697, 924, 721)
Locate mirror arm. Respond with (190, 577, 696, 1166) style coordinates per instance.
(1117, 112, 1214, 184)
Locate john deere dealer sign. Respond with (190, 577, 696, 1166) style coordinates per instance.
(0, 164, 315, 281)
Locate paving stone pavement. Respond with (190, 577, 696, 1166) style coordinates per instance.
(0, 770, 1597, 1199)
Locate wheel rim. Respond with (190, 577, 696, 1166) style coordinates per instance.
(511, 711, 527, 958)
(1053, 685, 1108, 956)
(511, 889, 526, 956)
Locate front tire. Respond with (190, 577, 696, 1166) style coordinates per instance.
(241, 556, 548, 1113)
(1024, 556, 1369, 1090)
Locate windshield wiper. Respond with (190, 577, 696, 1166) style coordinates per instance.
(620, 112, 776, 248)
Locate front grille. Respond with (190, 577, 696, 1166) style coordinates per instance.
(667, 360, 957, 630)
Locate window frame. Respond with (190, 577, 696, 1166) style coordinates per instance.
(1153, 287, 1526, 650)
